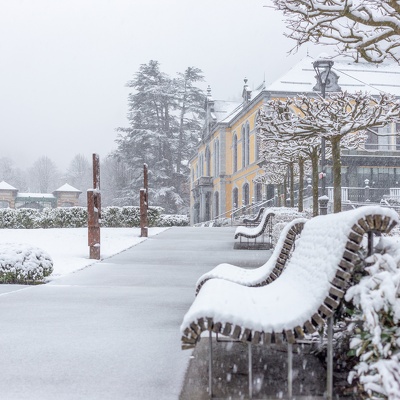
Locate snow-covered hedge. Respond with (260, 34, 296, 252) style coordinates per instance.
(0, 243, 53, 284)
(0, 206, 186, 228)
(156, 214, 189, 227)
(269, 207, 311, 245)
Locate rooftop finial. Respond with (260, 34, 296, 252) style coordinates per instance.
(242, 77, 252, 102)
(207, 85, 212, 98)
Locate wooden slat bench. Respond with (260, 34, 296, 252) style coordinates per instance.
(180, 206, 399, 399)
(234, 209, 275, 250)
(195, 218, 306, 295)
(243, 207, 265, 227)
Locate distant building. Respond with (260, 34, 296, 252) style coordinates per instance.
(0, 181, 82, 210)
(189, 57, 400, 224)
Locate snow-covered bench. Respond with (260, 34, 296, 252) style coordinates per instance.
(195, 218, 306, 295)
(234, 209, 275, 249)
(242, 207, 265, 227)
(181, 206, 399, 398)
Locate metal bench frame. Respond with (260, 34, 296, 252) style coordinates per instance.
(234, 210, 275, 249)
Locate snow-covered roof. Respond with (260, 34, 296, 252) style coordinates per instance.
(53, 183, 81, 193)
(266, 56, 400, 97)
(212, 100, 242, 123)
(0, 181, 17, 191)
(17, 193, 56, 199)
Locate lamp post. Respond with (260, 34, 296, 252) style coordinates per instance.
(314, 57, 335, 398)
(313, 57, 334, 197)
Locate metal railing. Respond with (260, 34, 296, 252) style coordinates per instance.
(210, 198, 276, 226)
(196, 186, 400, 227)
(327, 186, 399, 204)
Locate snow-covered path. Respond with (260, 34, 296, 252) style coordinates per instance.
(0, 227, 268, 400)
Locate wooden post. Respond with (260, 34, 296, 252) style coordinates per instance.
(143, 163, 149, 211)
(88, 153, 101, 259)
(140, 163, 149, 238)
(140, 188, 148, 237)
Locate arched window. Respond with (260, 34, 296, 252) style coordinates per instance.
(254, 112, 260, 162)
(214, 191, 219, 218)
(243, 183, 250, 205)
(232, 187, 238, 209)
(199, 154, 204, 176)
(214, 139, 220, 176)
(255, 182, 263, 202)
(241, 126, 246, 169)
(232, 134, 238, 173)
(205, 147, 211, 176)
(241, 123, 250, 168)
(245, 122, 250, 166)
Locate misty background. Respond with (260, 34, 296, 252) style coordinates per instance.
(0, 0, 331, 208)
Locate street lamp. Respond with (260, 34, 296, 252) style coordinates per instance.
(313, 57, 334, 197)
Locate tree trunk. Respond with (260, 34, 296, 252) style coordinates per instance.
(283, 175, 287, 207)
(298, 157, 304, 212)
(331, 136, 342, 213)
(289, 162, 294, 207)
(176, 82, 188, 175)
(311, 150, 319, 217)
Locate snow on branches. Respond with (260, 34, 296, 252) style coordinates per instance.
(272, 0, 400, 63)
(257, 91, 400, 212)
(345, 236, 400, 399)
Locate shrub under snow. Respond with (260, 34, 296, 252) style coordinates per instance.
(0, 206, 185, 228)
(0, 243, 53, 284)
(345, 236, 400, 399)
(157, 214, 189, 227)
(269, 207, 310, 245)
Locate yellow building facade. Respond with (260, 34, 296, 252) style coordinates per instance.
(190, 81, 269, 224)
(189, 58, 400, 224)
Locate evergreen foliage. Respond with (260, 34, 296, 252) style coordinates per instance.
(113, 61, 205, 213)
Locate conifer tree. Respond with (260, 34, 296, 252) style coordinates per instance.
(114, 61, 205, 212)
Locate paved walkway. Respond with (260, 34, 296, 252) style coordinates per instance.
(0, 227, 268, 400)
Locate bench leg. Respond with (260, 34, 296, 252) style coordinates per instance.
(326, 316, 333, 400)
(367, 231, 374, 256)
(288, 342, 293, 398)
(209, 331, 213, 398)
(248, 342, 253, 399)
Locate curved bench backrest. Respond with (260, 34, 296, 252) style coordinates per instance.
(234, 209, 275, 239)
(255, 218, 306, 286)
(279, 206, 398, 342)
(181, 206, 399, 349)
(243, 207, 265, 224)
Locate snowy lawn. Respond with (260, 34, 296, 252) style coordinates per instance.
(0, 227, 167, 280)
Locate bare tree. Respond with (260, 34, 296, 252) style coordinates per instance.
(272, 0, 400, 63)
(257, 127, 301, 209)
(0, 157, 27, 190)
(257, 92, 400, 212)
(258, 102, 325, 215)
(64, 154, 92, 206)
(30, 156, 59, 193)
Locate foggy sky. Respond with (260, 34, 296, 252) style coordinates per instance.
(0, 0, 327, 171)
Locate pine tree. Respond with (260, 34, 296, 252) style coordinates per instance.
(114, 61, 205, 213)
